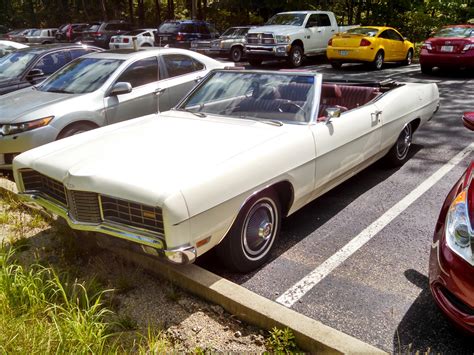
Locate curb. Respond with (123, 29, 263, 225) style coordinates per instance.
(0, 177, 385, 354)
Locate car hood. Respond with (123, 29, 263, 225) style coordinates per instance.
(15, 111, 290, 207)
(248, 25, 301, 36)
(0, 88, 74, 123)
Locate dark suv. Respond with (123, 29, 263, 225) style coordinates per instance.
(80, 20, 133, 48)
(155, 20, 219, 48)
(55, 23, 90, 42)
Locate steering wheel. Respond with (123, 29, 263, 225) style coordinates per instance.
(278, 100, 305, 114)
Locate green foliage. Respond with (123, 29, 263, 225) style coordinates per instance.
(266, 326, 299, 353)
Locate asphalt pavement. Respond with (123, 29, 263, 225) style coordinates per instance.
(199, 60, 474, 352)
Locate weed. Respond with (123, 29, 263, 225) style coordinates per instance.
(138, 326, 171, 353)
(266, 327, 299, 353)
(116, 314, 138, 331)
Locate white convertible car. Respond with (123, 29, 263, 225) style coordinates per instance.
(13, 69, 439, 272)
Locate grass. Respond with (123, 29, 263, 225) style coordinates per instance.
(266, 327, 299, 353)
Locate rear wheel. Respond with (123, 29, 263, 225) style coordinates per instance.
(57, 123, 95, 139)
(385, 123, 413, 166)
(217, 189, 281, 272)
(372, 51, 384, 70)
(330, 62, 342, 69)
(420, 64, 432, 74)
(230, 46, 243, 62)
(141, 43, 152, 47)
(248, 59, 262, 66)
(287, 45, 303, 68)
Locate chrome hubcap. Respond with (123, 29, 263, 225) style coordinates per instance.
(293, 50, 302, 65)
(376, 54, 383, 68)
(242, 199, 277, 259)
(396, 125, 412, 158)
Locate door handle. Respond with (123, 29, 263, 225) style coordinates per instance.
(155, 88, 166, 96)
(195, 76, 202, 83)
(371, 110, 382, 124)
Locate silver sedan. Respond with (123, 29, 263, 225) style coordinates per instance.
(0, 48, 231, 169)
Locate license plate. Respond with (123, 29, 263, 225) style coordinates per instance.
(339, 50, 349, 56)
(161, 36, 168, 41)
(441, 45, 454, 52)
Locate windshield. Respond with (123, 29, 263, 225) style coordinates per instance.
(347, 27, 379, 37)
(221, 27, 248, 37)
(38, 57, 123, 94)
(433, 27, 474, 38)
(30, 29, 41, 36)
(265, 13, 306, 26)
(158, 22, 181, 33)
(180, 71, 315, 123)
(0, 51, 37, 79)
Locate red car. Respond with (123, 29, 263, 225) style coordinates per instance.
(420, 25, 474, 74)
(429, 112, 474, 334)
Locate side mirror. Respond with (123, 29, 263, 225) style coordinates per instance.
(109, 82, 132, 96)
(26, 68, 44, 81)
(325, 107, 341, 124)
(462, 112, 474, 131)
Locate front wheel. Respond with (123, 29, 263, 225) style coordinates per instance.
(385, 123, 413, 166)
(372, 51, 384, 70)
(330, 62, 342, 69)
(288, 45, 303, 68)
(230, 46, 243, 62)
(403, 49, 413, 65)
(57, 123, 94, 139)
(216, 190, 281, 272)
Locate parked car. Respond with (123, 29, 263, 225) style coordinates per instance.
(429, 112, 474, 334)
(327, 26, 414, 70)
(419, 25, 474, 74)
(155, 20, 219, 49)
(245, 11, 358, 67)
(2, 29, 26, 40)
(0, 48, 231, 169)
(191, 26, 251, 62)
(109, 29, 156, 49)
(13, 28, 37, 43)
(0, 44, 101, 96)
(12, 69, 439, 272)
(55, 23, 90, 42)
(25, 28, 58, 44)
(0, 40, 28, 57)
(80, 20, 133, 49)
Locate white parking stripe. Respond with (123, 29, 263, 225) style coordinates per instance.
(276, 143, 474, 308)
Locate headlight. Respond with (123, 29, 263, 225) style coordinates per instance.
(1, 116, 54, 136)
(463, 43, 473, 51)
(445, 189, 473, 264)
(275, 35, 290, 44)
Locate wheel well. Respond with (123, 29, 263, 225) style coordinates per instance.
(231, 44, 243, 50)
(270, 181, 294, 217)
(57, 121, 99, 139)
(410, 118, 421, 132)
(292, 40, 304, 52)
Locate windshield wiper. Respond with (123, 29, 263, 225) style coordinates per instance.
(176, 108, 207, 118)
(236, 115, 283, 126)
(46, 88, 72, 94)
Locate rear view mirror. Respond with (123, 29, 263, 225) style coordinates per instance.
(109, 82, 132, 96)
(462, 112, 474, 131)
(26, 68, 44, 81)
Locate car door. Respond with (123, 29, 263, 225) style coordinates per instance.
(377, 30, 393, 60)
(157, 53, 206, 110)
(387, 29, 406, 60)
(27, 50, 71, 84)
(304, 13, 334, 54)
(103, 56, 162, 124)
(310, 103, 382, 194)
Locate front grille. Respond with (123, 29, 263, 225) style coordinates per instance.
(101, 196, 164, 234)
(247, 33, 274, 45)
(66, 190, 101, 223)
(440, 286, 474, 316)
(21, 170, 67, 205)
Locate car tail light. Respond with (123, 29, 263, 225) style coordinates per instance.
(328, 38, 333, 46)
(176, 33, 184, 41)
(110, 38, 115, 43)
(123, 38, 129, 43)
(422, 42, 432, 50)
(462, 43, 473, 52)
(360, 38, 371, 46)
(92, 32, 102, 37)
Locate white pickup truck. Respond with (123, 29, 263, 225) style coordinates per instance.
(245, 11, 358, 67)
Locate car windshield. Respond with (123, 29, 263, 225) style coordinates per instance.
(129, 30, 147, 36)
(221, 27, 247, 37)
(0, 51, 37, 79)
(30, 29, 41, 36)
(433, 27, 474, 38)
(347, 27, 379, 37)
(38, 57, 123, 94)
(180, 71, 315, 123)
(265, 13, 306, 26)
(158, 22, 181, 33)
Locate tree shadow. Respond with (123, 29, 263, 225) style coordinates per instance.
(393, 269, 474, 353)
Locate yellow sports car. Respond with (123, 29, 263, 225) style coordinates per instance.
(327, 26, 414, 70)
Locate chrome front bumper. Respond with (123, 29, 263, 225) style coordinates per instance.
(19, 192, 197, 264)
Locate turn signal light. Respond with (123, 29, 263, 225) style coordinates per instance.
(360, 38, 371, 46)
(176, 33, 184, 41)
(328, 38, 333, 46)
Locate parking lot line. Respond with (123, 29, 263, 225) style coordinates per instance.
(276, 142, 474, 308)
